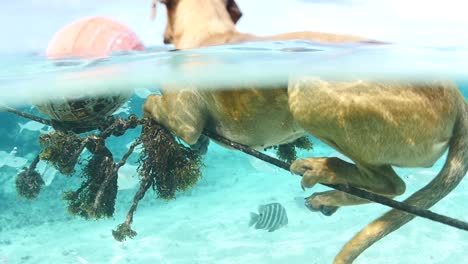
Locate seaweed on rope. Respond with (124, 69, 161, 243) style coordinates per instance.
(15, 154, 44, 200)
(38, 131, 84, 175)
(112, 120, 203, 241)
(1, 105, 205, 240)
(138, 119, 203, 200)
(265, 136, 313, 163)
(63, 145, 118, 219)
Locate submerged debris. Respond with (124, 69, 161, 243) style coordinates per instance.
(5, 102, 311, 242)
(15, 155, 44, 199)
(5, 105, 207, 241)
(38, 131, 84, 175)
(112, 178, 151, 241)
(139, 119, 203, 200)
(35, 93, 131, 134)
(16, 170, 44, 199)
(267, 136, 313, 163)
(11, 105, 309, 240)
(113, 222, 138, 242)
(63, 149, 118, 219)
(112, 119, 204, 241)
(39, 116, 140, 219)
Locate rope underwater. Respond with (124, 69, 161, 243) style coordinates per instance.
(1, 105, 467, 232)
(202, 130, 468, 232)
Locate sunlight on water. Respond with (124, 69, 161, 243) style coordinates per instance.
(1, 40, 468, 106)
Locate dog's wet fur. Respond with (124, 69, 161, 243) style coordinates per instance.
(145, 1, 468, 263)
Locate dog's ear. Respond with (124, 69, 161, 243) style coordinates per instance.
(150, 0, 158, 20)
(227, 0, 242, 24)
(151, 0, 176, 20)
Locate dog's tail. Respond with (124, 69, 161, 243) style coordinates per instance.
(336, 98, 468, 263)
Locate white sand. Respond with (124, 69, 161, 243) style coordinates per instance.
(1, 139, 467, 264)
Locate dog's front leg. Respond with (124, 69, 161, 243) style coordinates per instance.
(143, 91, 208, 149)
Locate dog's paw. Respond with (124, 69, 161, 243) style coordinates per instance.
(290, 158, 335, 190)
(305, 193, 339, 216)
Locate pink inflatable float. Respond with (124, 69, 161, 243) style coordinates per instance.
(35, 17, 144, 132)
(46, 16, 145, 58)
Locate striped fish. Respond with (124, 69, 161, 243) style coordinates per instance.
(249, 202, 288, 232)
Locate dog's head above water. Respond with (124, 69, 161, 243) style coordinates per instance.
(151, 0, 243, 45)
(150, 0, 378, 49)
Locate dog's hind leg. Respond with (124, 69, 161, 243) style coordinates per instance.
(291, 158, 406, 215)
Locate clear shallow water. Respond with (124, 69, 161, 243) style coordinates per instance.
(0, 41, 467, 264)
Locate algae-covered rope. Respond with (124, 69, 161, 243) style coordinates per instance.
(0, 105, 53, 126)
(202, 129, 468, 232)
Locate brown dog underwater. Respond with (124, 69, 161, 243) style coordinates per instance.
(144, 0, 468, 263)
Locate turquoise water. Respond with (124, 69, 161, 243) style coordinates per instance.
(0, 42, 467, 264)
(1, 41, 468, 106)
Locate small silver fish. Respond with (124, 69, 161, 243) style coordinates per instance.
(249, 202, 288, 232)
(17, 120, 47, 133)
